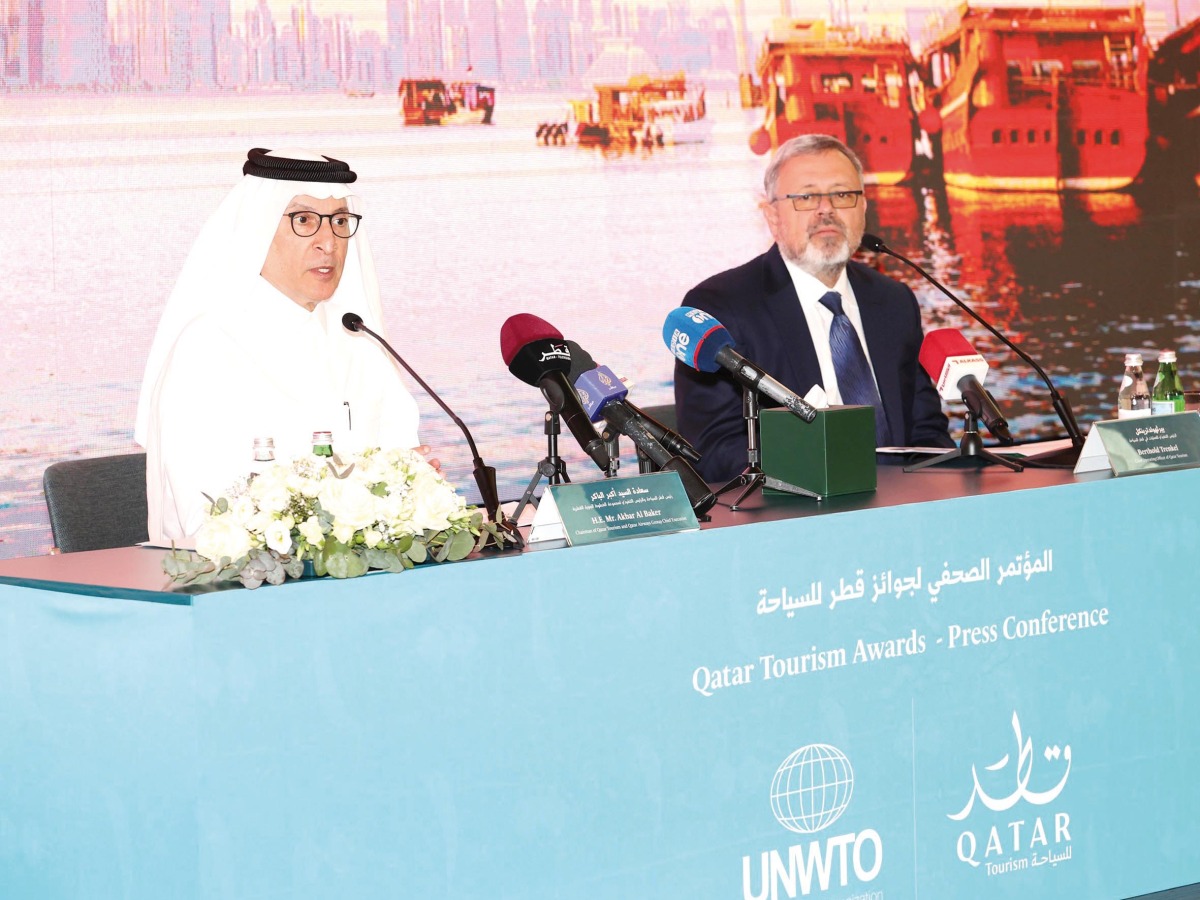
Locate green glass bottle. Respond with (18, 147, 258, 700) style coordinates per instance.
(311, 431, 334, 457)
(1151, 350, 1185, 415)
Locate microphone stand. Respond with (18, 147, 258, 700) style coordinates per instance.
(342, 314, 519, 548)
(904, 408, 1024, 473)
(864, 236, 1085, 464)
(713, 388, 819, 509)
(712, 389, 765, 509)
(510, 410, 571, 525)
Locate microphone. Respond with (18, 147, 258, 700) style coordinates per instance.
(598, 403, 717, 515)
(663, 307, 818, 423)
(341, 312, 502, 524)
(571, 364, 714, 513)
(919, 329, 1014, 445)
(499, 314, 611, 471)
(859, 233, 1084, 451)
(574, 364, 702, 463)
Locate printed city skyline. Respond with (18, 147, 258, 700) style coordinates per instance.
(2, 0, 1196, 93)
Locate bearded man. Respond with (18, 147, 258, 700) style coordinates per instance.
(673, 134, 952, 482)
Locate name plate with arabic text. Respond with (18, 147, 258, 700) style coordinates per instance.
(1074, 412, 1200, 476)
(541, 471, 699, 546)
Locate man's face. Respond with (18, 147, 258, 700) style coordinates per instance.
(762, 150, 866, 286)
(260, 194, 350, 310)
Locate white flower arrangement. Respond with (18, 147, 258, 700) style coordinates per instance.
(164, 448, 508, 589)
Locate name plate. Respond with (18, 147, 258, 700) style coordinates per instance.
(539, 471, 700, 546)
(1074, 412, 1200, 476)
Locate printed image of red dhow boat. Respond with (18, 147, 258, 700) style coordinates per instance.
(747, 19, 920, 186)
(1147, 15, 1200, 186)
(920, 3, 1148, 191)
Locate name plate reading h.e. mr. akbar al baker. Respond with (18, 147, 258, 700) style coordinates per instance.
(541, 471, 700, 546)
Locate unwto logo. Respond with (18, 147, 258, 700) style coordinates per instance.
(743, 743, 882, 900)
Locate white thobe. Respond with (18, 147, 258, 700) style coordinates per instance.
(144, 279, 420, 545)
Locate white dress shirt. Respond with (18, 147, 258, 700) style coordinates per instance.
(779, 257, 883, 403)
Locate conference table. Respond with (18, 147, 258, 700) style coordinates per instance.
(2, 458, 1198, 899)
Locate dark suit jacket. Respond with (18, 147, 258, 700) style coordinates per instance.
(674, 245, 953, 482)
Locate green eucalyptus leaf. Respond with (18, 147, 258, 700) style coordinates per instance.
(446, 528, 476, 561)
(405, 541, 428, 565)
(239, 571, 265, 589)
(326, 549, 368, 579)
(363, 547, 395, 570)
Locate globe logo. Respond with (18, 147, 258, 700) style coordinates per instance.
(770, 743, 854, 834)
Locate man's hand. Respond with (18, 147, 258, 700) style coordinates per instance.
(414, 445, 442, 473)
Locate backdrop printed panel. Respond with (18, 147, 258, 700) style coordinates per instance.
(2, 0, 1199, 558)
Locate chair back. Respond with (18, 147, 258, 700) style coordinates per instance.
(638, 403, 678, 431)
(43, 453, 149, 553)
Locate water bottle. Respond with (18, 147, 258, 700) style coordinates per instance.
(253, 436, 276, 463)
(1116, 353, 1151, 419)
(1151, 350, 1185, 414)
(311, 431, 334, 457)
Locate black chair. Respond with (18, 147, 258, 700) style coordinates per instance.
(43, 453, 149, 553)
(638, 403, 678, 432)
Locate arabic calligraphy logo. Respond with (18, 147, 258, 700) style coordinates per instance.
(770, 744, 854, 834)
(949, 711, 1071, 821)
(538, 342, 571, 363)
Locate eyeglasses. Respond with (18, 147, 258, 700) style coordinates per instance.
(282, 210, 362, 238)
(774, 191, 864, 211)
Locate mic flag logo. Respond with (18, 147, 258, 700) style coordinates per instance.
(538, 342, 571, 364)
(771, 744, 854, 835)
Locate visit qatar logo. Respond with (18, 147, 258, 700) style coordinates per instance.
(947, 711, 1074, 874)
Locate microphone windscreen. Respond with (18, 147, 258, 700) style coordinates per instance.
(663, 307, 735, 374)
(565, 340, 596, 383)
(574, 364, 629, 422)
(859, 233, 887, 253)
(507, 338, 574, 385)
(500, 313, 562, 366)
(342, 312, 364, 332)
(919, 328, 989, 401)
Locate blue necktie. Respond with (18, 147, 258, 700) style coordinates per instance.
(819, 291, 892, 446)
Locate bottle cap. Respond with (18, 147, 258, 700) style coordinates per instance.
(1158, 350, 1177, 363)
(1124, 353, 1143, 367)
(253, 437, 275, 463)
(312, 431, 333, 443)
